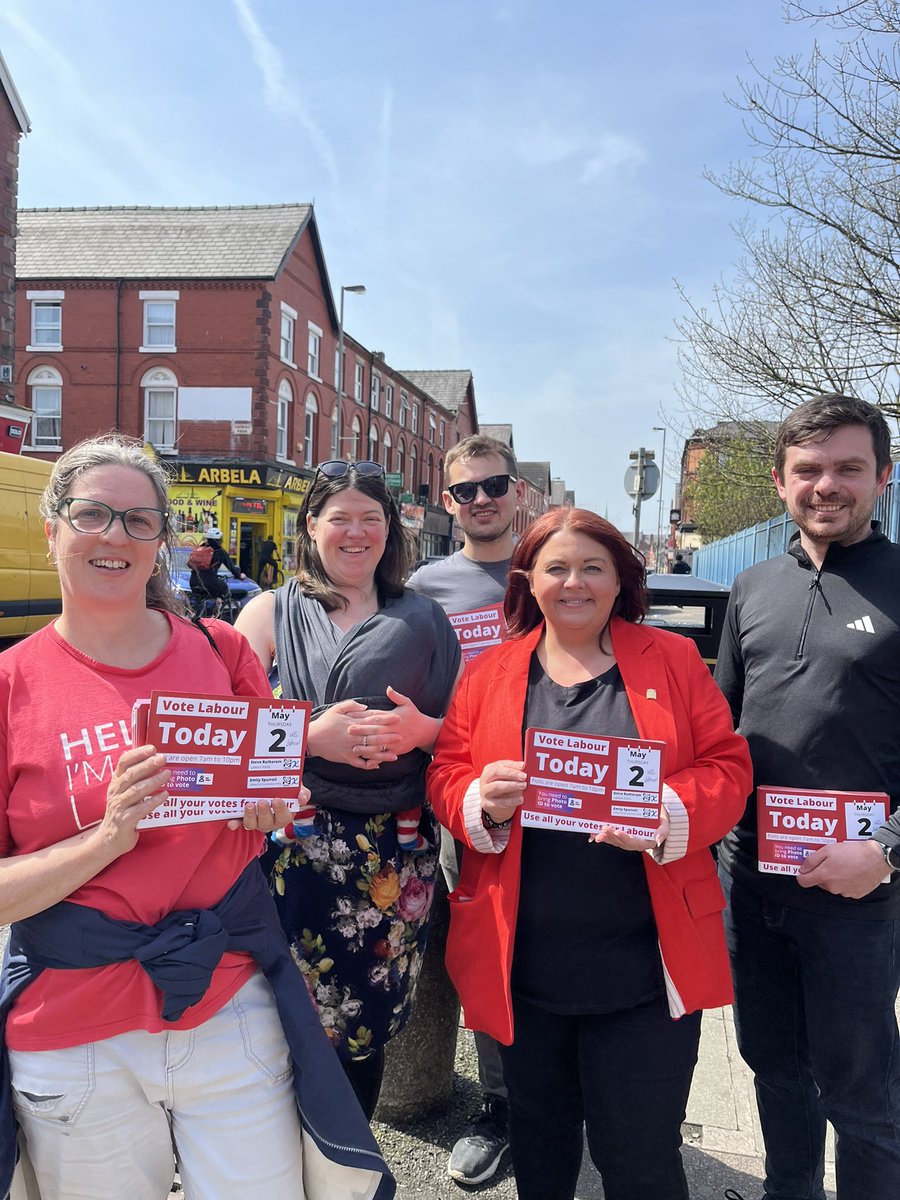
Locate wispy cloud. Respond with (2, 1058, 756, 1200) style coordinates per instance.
(515, 119, 645, 182)
(231, 0, 338, 186)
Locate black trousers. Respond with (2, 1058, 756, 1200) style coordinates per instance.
(499, 994, 701, 1200)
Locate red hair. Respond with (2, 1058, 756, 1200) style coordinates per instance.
(504, 508, 648, 638)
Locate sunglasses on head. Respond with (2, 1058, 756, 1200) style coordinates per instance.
(446, 473, 517, 505)
(315, 460, 385, 481)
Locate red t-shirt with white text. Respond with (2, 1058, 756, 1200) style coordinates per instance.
(0, 615, 271, 1050)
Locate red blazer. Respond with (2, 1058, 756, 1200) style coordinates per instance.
(426, 618, 752, 1045)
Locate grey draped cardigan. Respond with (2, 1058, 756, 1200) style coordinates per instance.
(274, 581, 460, 813)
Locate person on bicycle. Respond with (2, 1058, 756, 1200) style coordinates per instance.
(189, 527, 246, 617)
(257, 536, 281, 588)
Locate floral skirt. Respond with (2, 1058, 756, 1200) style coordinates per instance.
(264, 803, 439, 1061)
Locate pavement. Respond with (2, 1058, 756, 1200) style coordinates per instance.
(5, 906, 896, 1198)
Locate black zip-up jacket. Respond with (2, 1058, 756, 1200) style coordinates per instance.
(715, 523, 900, 917)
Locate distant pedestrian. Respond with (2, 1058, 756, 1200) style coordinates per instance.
(672, 552, 691, 574)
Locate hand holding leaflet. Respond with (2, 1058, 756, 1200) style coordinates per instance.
(132, 690, 312, 827)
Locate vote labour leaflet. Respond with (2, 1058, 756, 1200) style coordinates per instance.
(132, 691, 311, 827)
(448, 604, 506, 663)
(757, 785, 889, 874)
(521, 726, 666, 836)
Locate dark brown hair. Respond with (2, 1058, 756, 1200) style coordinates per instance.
(294, 467, 415, 611)
(774, 394, 892, 479)
(505, 508, 648, 638)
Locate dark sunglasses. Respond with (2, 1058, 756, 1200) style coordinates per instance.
(315, 460, 385, 481)
(446, 473, 517, 505)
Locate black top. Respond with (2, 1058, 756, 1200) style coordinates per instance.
(511, 655, 663, 1014)
(190, 542, 242, 592)
(715, 525, 900, 917)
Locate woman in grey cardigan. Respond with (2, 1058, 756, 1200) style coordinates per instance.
(236, 461, 461, 1119)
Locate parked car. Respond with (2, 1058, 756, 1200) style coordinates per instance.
(645, 572, 731, 668)
(169, 546, 263, 615)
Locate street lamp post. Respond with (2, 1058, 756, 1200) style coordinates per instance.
(337, 284, 366, 460)
(653, 425, 667, 572)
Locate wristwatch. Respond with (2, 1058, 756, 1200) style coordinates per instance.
(873, 836, 900, 873)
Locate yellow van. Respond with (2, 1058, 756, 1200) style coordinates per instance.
(0, 452, 61, 638)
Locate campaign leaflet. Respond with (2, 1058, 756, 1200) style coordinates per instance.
(449, 604, 506, 663)
(757, 785, 889, 874)
(132, 690, 311, 827)
(521, 726, 666, 837)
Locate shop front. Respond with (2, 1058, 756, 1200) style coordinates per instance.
(168, 459, 313, 581)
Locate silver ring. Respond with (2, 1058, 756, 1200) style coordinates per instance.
(362, 736, 368, 748)
(382, 744, 388, 753)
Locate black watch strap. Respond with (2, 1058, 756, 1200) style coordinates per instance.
(874, 837, 900, 872)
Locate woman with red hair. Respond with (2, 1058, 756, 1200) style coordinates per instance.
(427, 508, 750, 1200)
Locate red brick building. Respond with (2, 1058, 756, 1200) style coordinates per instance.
(15, 204, 477, 572)
(0, 52, 31, 450)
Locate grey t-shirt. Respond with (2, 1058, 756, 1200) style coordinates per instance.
(406, 550, 510, 615)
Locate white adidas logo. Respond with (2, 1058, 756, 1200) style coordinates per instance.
(847, 615, 875, 633)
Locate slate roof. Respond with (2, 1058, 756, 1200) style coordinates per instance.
(399, 369, 473, 415)
(518, 461, 551, 491)
(16, 204, 314, 280)
(479, 423, 514, 447)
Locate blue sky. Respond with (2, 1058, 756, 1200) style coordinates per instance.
(1, 0, 814, 531)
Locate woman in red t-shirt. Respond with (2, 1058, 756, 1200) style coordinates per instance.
(0, 435, 390, 1200)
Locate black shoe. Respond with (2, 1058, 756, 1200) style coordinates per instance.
(448, 1095, 510, 1185)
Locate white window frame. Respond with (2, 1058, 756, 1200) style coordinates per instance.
(141, 366, 178, 452)
(26, 365, 63, 450)
(307, 321, 322, 380)
(354, 361, 365, 404)
(428, 412, 436, 444)
(277, 379, 293, 461)
(382, 428, 392, 471)
(303, 392, 318, 467)
(385, 383, 394, 421)
(334, 347, 342, 390)
(26, 291, 64, 352)
(369, 422, 379, 462)
(140, 291, 178, 353)
(412, 401, 419, 434)
(408, 444, 418, 495)
(350, 415, 362, 460)
(370, 372, 380, 412)
(330, 403, 340, 456)
(280, 303, 297, 366)
(439, 419, 446, 449)
(399, 392, 409, 429)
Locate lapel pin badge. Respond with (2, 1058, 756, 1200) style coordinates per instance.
(646, 688, 657, 700)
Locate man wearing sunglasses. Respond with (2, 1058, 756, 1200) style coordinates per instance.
(407, 434, 524, 1186)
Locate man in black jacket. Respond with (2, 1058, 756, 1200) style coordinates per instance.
(715, 394, 900, 1200)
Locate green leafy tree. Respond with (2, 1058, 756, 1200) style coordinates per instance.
(683, 438, 784, 541)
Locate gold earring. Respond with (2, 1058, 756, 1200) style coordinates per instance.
(151, 561, 161, 578)
(47, 549, 57, 566)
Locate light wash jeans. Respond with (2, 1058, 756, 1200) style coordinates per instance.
(10, 972, 304, 1200)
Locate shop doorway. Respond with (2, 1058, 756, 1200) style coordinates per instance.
(237, 519, 268, 580)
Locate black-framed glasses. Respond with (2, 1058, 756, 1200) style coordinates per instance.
(315, 460, 385, 481)
(446, 473, 517, 505)
(57, 498, 169, 540)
